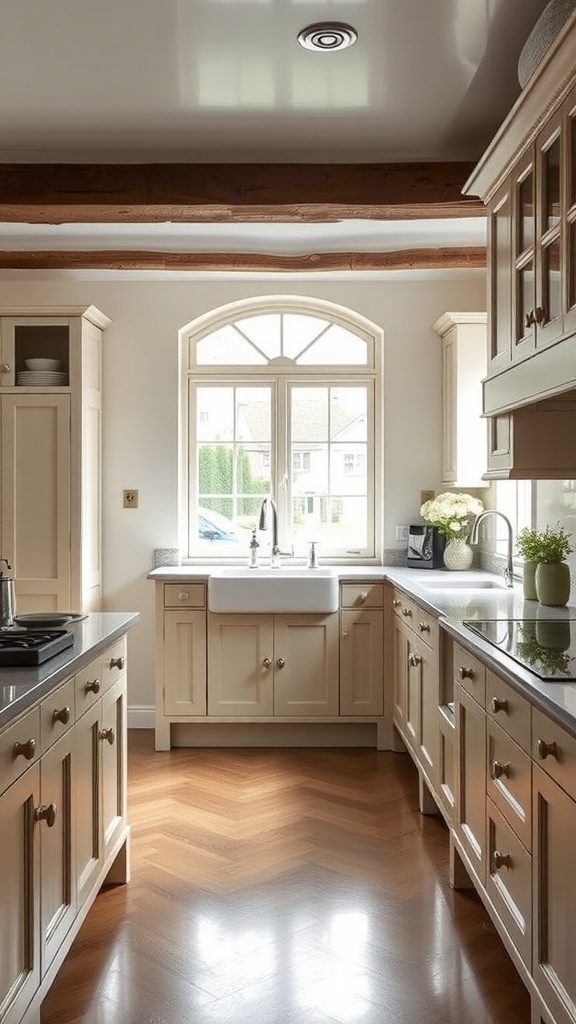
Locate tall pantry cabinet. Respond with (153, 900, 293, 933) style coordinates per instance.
(0, 306, 110, 613)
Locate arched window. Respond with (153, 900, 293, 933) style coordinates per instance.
(179, 297, 383, 562)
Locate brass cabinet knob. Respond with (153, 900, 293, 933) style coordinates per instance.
(402, 607, 412, 618)
(458, 666, 475, 680)
(262, 657, 272, 668)
(85, 679, 101, 694)
(525, 309, 535, 328)
(276, 658, 286, 669)
(178, 591, 189, 601)
(35, 803, 57, 828)
(110, 656, 125, 670)
(14, 738, 36, 760)
(493, 851, 512, 871)
(492, 760, 510, 780)
(537, 739, 557, 760)
(418, 622, 430, 633)
(0, 362, 11, 373)
(491, 697, 508, 714)
(534, 305, 546, 324)
(52, 706, 71, 725)
(409, 653, 422, 667)
(392, 599, 401, 609)
(357, 592, 368, 604)
(99, 727, 115, 745)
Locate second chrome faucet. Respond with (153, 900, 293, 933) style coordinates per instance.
(470, 509, 515, 588)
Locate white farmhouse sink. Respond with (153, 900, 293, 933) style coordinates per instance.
(208, 566, 339, 613)
(424, 579, 509, 591)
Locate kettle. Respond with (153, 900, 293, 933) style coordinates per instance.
(0, 558, 15, 629)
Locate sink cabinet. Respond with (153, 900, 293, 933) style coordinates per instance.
(339, 583, 384, 716)
(207, 613, 339, 717)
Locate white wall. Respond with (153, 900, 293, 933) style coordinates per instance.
(0, 271, 486, 709)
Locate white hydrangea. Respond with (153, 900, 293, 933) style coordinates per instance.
(420, 492, 484, 541)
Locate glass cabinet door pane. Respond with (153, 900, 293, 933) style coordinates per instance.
(490, 191, 512, 363)
(518, 168, 534, 253)
(542, 135, 561, 233)
(542, 239, 561, 324)
(516, 262, 534, 344)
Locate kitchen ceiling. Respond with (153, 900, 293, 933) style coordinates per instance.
(0, 0, 551, 272)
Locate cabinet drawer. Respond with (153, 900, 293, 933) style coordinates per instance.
(453, 642, 486, 706)
(164, 583, 206, 608)
(102, 637, 127, 686)
(75, 653, 105, 717)
(486, 671, 531, 753)
(487, 718, 532, 850)
(340, 583, 384, 609)
(390, 589, 438, 650)
(532, 709, 576, 800)
(0, 706, 41, 794)
(40, 677, 75, 753)
(486, 798, 532, 970)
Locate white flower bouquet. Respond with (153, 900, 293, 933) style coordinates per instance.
(420, 492, 484, 542)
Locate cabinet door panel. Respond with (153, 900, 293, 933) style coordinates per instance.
(0, 765, 40, 1023)
(274, 615, 338, 716)
(340, 609, 383, 716)
(208, 616, 274, 716)
(533, 765, 576, 1024)
(1, 393, 71, 610)
(101, 677, 127, 863)
(163, 610, 207, 715)
(40, 731, 75, 973)
(456, 683, 487, 884)
(486, 798, 532, 970)
(75, 701, 101, 908)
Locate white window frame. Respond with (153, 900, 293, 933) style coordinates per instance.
(178, 296, 383, 564)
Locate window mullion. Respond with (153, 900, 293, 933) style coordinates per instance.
(276, 378, 289, 550)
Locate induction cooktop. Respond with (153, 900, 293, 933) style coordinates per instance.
(463, 618, 576, 681)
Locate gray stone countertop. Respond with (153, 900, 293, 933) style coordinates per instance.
(0, 612, 140, 731)
(148, 563, 576, 736)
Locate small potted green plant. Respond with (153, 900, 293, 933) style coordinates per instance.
(516, 527, 545, 600)
(518, 523, 573, 606)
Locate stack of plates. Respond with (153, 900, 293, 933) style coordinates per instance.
(16, 371, 69, 386)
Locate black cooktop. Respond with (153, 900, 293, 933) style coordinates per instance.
(463, 618, 576, 681)
(0, 629, 74, 666)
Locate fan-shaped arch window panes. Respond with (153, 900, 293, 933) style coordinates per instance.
(182, 302, 380, 561)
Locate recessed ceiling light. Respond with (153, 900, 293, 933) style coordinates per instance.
(297, 22, 358, 52)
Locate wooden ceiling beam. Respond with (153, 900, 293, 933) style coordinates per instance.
(0, 248, 486, 272)
(0, 162, 484, 223)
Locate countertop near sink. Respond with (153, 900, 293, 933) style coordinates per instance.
(0, 611, 140, 730)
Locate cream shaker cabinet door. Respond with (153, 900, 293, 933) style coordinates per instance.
(208, 615, 274, 716)
(340, 609, 383, 716)
(273, 614, 339, 717)
(1, 393, 71, 611)
(39, 729, 75, 975)
(0, 765, 41, 1024)
(163, 610, 207, 716)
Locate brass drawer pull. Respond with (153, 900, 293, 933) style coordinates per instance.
(418, 622, 430, 633)
(357, 592, 368, 604)
(35, 803, 57, 828)
(492, 760, 510, 780)
(458, 666, 475, 680)
(99, 727, 115, 745)
(178, 591, 189, 601)
(537, 739, 557, 761)
(276, 658, 286, 669)
(85, 679, 101, 694)
(52, 706, 71, 725)
(392, 599, 401, 609)
(491, 697, 508, 714)
(262, 657, 272, 669)
(402, 607, 412, 618)
(110, 656, 125, 670)
(493, 851, 512, 871)
(0, 362, 11, 373)
(14, 738, 36, 760)
(408, 653, 422, 667)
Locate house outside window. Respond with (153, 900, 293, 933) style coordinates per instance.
(179, 297, 383, 562)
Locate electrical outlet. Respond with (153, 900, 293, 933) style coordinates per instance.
(395, 525, 409, 542)
(123, 489, 139, 509)
(420, 489, 435, 505)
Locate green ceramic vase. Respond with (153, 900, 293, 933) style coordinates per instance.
(522, 561, 538, 601)
(535, 561, 571, 607)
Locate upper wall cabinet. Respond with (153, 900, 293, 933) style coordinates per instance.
(432, 312, 487, 489)
(0, 306, 110, 612)
(464, 11, 576, 420)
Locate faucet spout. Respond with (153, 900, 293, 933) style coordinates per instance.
(258, 496, 281, 566)
(470, 510, 514, 588)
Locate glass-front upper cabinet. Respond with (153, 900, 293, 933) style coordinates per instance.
(564, 81, 576, 337)
(0, 316, 72, 388)
(487, 180, 513, 375)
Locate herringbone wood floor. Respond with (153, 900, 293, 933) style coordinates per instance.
(41, 731, 530, 1024)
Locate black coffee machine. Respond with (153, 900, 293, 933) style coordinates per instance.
(406, 525, 445, 569)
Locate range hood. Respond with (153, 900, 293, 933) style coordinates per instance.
(483, 390, 576, 480)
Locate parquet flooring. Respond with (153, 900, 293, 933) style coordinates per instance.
(41, 732, 530, 1024)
